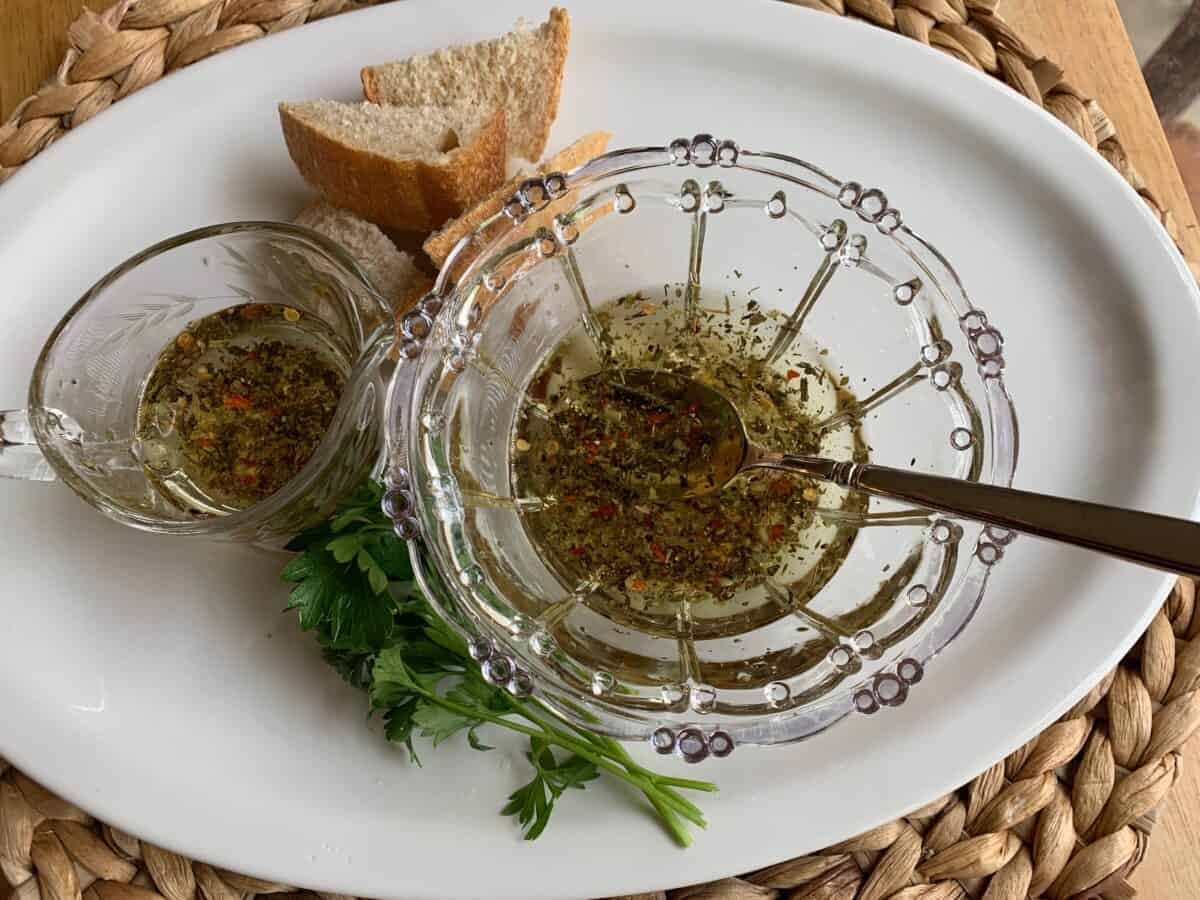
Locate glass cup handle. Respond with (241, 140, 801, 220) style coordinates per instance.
(0, 409, 57, 482)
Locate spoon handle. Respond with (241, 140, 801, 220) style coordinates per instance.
(777, 456, 1200, 577)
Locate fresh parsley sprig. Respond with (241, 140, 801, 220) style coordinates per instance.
(281, 481, 717, 845)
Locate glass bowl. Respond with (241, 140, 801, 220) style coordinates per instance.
(383, 136, 1017, 761)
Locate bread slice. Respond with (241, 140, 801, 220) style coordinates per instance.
(294, 200, 433, 315)
(279, 100, 506, 232)
(361, 8, 570, 164)
(423, 130, 612, 268)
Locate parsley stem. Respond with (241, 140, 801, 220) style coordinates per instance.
(512, 705, 612, 757)
(559, 714, 718, 794)
(644, 791, 693, 848)
(508, 702, 710, 837)
(403, 683, 656, 789)
(581, 729, 717, 789)
(644, 785, 707, 827)
(648, 774, 720, 791)
(442, 693, 707, 842)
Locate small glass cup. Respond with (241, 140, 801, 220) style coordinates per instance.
(0, 222, 395, 543)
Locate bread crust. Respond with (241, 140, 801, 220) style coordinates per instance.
(279, 104, 506, 232)
(423, 128, 611, 267)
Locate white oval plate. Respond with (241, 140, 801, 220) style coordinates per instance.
(2, 2, 1198, 898)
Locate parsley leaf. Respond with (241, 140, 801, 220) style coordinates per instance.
(466, 728, 494, 752)
(301, 563, 393, 651)
(413, 704, 482, 746)
(502, 739, 600, 840)
(321, 646, 376, 691)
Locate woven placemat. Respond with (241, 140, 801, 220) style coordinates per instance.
(3, 2, 1200, 898)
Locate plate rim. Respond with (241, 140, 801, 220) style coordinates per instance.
(1, 1, 1198, 898)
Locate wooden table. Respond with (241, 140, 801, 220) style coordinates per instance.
(2, 1, 1198, 897)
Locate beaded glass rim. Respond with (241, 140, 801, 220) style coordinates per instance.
(382, 135, 1019, 761)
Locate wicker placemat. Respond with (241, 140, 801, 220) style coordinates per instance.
(3, 2, 1199, 898)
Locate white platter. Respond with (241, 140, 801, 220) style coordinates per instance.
(2, 2, 1198, 898)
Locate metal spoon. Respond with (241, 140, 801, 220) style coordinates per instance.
(589, 368, 1200, 577)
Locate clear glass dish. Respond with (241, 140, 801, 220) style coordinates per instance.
(383, 137, 1018, 760)
(1, 223, 394, 544)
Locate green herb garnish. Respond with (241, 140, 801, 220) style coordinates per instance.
(281, 481, 717, 844)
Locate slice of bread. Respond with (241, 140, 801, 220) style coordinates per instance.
(423, 130, 612, 268)
(294, 200, 433, 314)
(361, 8, 570, 164)
(279, 100, 506, 232)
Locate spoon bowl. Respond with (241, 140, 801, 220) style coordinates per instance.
(578, 368, 749, 501)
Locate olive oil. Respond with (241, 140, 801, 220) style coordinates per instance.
(134, 303, 350, 515)
(512, 289, 867, 634)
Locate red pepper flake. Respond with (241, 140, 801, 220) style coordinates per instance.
(709, 517, 726, 531)
(686, 403, 698, 416)
(628, 578, 647, 592)
(193, 436, 215, 449)
(569, 546, 586, 558)
(769, 523, 786, 543)
(563, 494, 578, 503)
(650, 542, 668, 563)
(223, 394, 253, 409)
(646, 411, 672, 426)
(786, 369, 801, 381)
(769, 478, 795, 498)
(591, 503, 618, 521)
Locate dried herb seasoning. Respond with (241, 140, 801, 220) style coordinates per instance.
(513, 289, 865, 613)
(136, 303, 347, 512)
